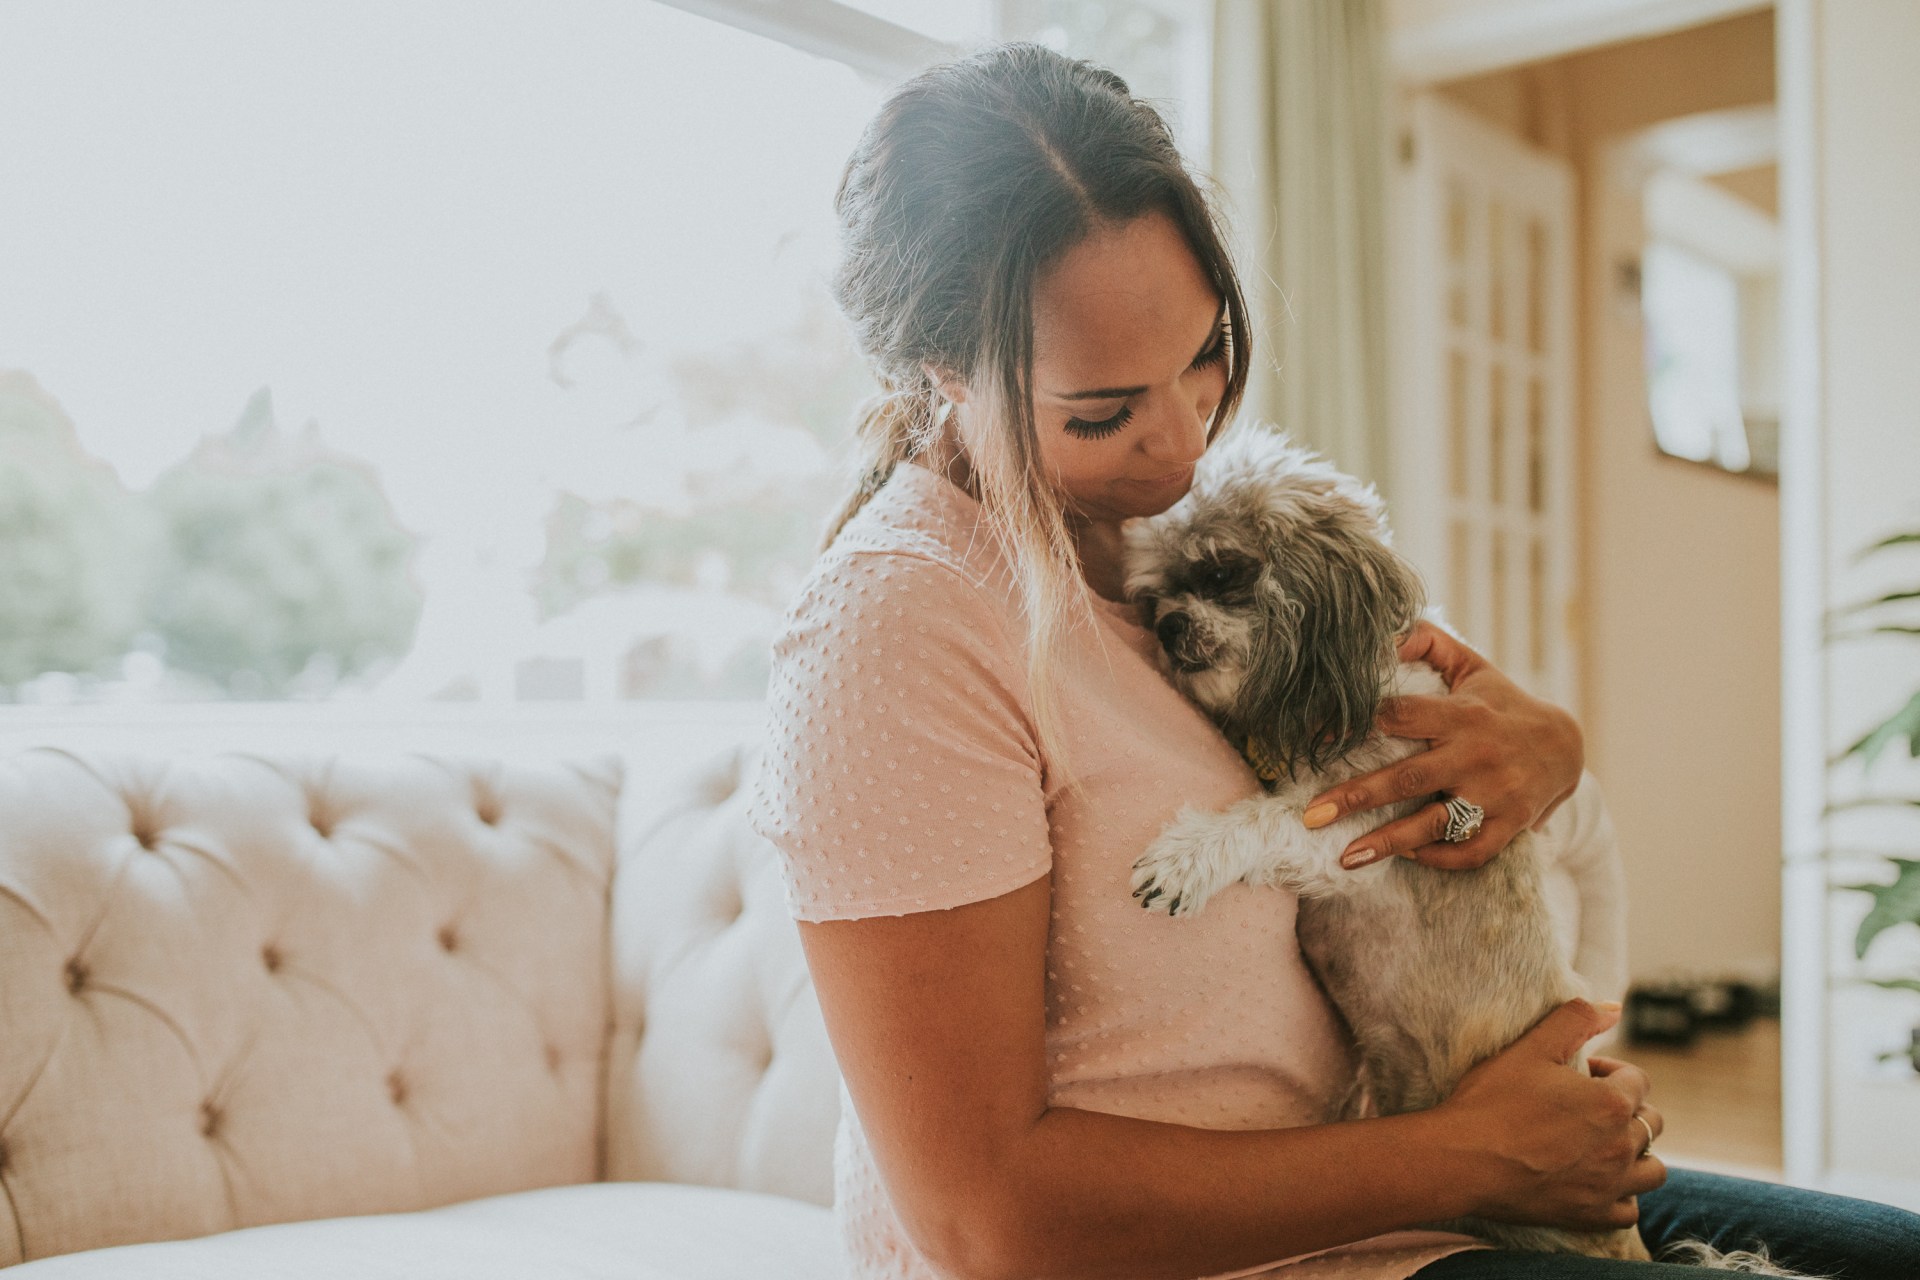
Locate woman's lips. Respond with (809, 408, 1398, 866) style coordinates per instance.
(1130, 466, 1194, 491)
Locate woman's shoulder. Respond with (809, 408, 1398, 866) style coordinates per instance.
(785, 487, 1017, 648)
(776, 539, 1024, 687)
(802, 534, 998, 610)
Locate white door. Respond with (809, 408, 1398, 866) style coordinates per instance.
(1390, 92, 1579, 713)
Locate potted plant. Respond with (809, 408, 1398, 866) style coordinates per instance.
(1831, 530, 1920, 1073)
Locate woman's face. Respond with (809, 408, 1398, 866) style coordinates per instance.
(945, 207, 1230, 525)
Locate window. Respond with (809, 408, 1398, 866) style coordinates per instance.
(1639, 167, 1781, 478)
(0, 0, 1207, 712)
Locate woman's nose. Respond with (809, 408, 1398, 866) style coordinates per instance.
(1143, 397, 1212, 465)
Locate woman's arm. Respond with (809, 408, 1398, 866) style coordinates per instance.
(800, 873, 1665, 1280)
(1304, 622, 1584, 871)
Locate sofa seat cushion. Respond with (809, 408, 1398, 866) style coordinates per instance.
(3, 1182, 841, 1279)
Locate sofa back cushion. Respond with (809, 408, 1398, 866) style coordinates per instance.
(604, 737, 840, 1207)
(0, 747, 619, 1267)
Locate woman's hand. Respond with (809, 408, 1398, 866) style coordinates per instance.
(1304, 621, 1584, 871)
(1436, 999, 1667, 1232)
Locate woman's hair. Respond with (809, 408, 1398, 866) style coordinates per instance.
(820, 40, 1252, 798)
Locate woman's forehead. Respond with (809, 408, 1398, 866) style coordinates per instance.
(1031, 210, 1221, 387)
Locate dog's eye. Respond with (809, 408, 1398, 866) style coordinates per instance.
(1195, 559, 1249, 592)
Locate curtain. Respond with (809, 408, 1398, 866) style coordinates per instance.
(1209, 0, 1394, 493)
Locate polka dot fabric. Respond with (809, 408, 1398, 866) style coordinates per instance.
(750, 542, 1052, 922)
(748, 459, 1487, 1280)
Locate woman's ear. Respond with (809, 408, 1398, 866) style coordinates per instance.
(922, 362, 969, 405)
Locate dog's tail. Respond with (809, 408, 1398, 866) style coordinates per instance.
(1654, 1237, 1830, 1277)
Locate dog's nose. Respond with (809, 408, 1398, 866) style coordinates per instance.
(1156, 612, 1190, 650)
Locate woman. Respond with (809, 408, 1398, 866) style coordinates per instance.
(747, 41, 1920, 1280)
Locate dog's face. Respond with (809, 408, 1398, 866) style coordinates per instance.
(1120, 423, 1426, 777)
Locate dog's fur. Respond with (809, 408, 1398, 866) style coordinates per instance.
(1117, 422, 1807, 1275)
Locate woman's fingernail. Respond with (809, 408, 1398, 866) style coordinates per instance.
(1303, 803, 1338, 829)
(1340, 846, 1379, 869)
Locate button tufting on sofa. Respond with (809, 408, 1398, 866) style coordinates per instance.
(0, 739, 860, 1274)
(471, 772, 504, 827)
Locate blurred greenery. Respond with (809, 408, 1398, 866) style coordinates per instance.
(3, 285, 871, 703)
(142, 389, 424, 697)
(531, 290, 868, 622)
(534, 490, 835, 621)
(0, 377, 423, 700)
(0, 372, 153, 686)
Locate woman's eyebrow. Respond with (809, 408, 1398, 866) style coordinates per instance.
(1047, 296, 1228, 402)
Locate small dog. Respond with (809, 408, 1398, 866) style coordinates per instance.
(1119, 422, 1805, 1275)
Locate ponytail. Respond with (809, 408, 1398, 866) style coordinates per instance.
(818, 381, 940, 554)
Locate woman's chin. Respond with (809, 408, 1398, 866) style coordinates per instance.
(1112, 480, 1192, 517)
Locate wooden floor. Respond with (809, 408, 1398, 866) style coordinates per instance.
(1620, 1017, 1783, 1179)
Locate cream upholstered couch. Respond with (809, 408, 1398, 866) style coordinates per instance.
(0, 736, 846, 1277)
(0, 733, 1628, 1277)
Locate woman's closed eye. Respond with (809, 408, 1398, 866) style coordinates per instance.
(1064, 321, 1232, 440)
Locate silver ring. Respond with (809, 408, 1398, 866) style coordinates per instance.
(1633, 1112, 1656, 1157)
(1440, 795, 1485, 843)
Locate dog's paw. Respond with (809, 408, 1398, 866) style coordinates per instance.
(1130, 810, 1234, 917)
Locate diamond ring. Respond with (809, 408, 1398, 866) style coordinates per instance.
(1440, 795, 1485, 843)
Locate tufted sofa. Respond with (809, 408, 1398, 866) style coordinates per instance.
(0, 735, 848, 1277)
(0, 732, 1629, 1278)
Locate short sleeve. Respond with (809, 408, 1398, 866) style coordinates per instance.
(746, 549, 1054, 922)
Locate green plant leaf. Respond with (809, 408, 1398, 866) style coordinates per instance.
(1831, 587, 1920, 618)
(1860, 531, 1920, 559)
(1841, 858, 1920, 959)
(1825, 625, 1920, 644)
(1866, 977, 1920, 995)
(1824, 796, 1920, 816)
(1842, 691, 1920, 768)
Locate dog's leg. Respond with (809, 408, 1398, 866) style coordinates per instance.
(1130, 790, 1422, 916)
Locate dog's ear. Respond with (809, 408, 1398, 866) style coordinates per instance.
(1231, 520, 1426, 778)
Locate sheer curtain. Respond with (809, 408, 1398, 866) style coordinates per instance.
(1208, 0, 1393, 492)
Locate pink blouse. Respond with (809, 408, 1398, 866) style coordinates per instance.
(748, 457, 1486, 1279)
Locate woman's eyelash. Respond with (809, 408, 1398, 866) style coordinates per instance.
(1065, 404, 1134, 439)
(1062, 322, 1232, 440)
(1193, 323, 1231, 369)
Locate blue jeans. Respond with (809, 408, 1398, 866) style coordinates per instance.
(1409, 1166, 1920, 1278)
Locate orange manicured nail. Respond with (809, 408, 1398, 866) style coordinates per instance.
(1303, 803, 1338, 829)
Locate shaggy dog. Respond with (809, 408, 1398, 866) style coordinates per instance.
(1119, 421, 1804, 1275)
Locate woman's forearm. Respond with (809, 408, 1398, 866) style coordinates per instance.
(975, 1102, 1491, 1280)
